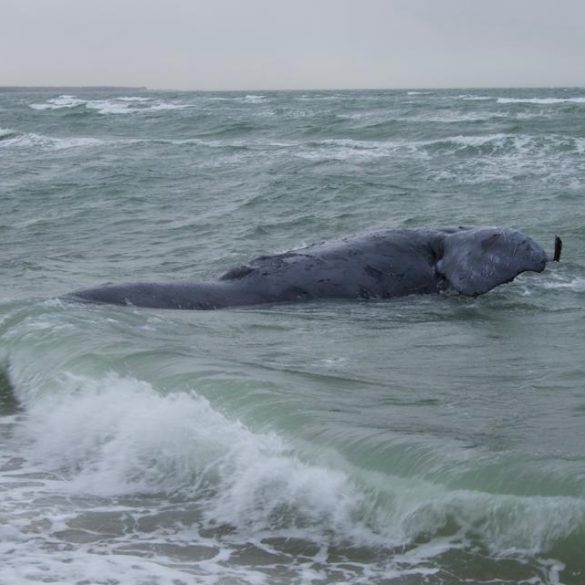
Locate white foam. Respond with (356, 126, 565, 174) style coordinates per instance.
(293, 134, 522, 162)
(17, 374, 370, 537)
(0, 132, 103, 150)
(30, 95, 86, 110)
(412, 111, 507, 123)
(541, 276, 585, 292)
(1, 366, 579, 582)
(86, 99, 190, 114)
(437, 133, 509, 146)
(148, 102, 191, 111)
(117, 96, 152, 102)
(85, 99, 134, 115)
(29, 95, 191, 115)
(497, 97, 585, 105)
(339, 110, 505, 124)
(12, 372, 583, 549)
(292, 130, 585, 174)
(0, 548, 203, 585)
(241, 95, 267, 104)
(457, 94, 493, 101)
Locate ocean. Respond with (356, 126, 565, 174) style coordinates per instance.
(0, 87, 584, 584)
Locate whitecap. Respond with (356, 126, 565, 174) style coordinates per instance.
(148, 102, 191, 111)
(29, 95, 86, 110)
(1, 362, 579, 583)
(409, 111, 507, 123)
(117, 96, 152, 102)
(29, 95, 190, 115)
(51, 136, 104, 149)
(241, 94, 267, 104)
(456, 94, 493, 101)
(85, 99, 135, 114)
(541, 276, 585, 292)
(497, 97, 585, 105)
(0, 127, 16, 139)
(0, 132, 103, 150)
(86, 99, 190, 114)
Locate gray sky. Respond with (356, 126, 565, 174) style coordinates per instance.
(2, 0, 585, 90)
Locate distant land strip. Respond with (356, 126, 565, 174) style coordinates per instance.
(0, 86, 148, 92)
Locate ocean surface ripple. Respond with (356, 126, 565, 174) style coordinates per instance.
(1, 87, 585, 585)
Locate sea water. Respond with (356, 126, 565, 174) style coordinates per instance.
(1, 88, 584, 584)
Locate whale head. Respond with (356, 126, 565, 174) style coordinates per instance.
(436, 227, 549, 296)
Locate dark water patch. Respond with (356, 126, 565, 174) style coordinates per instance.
(0, 128, 18, 141)
(0, 367, 20, 414)
(115, 542, 219, 562)
(193, 121, 269, 139)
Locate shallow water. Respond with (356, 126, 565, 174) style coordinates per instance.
(1, 87, 585, 584)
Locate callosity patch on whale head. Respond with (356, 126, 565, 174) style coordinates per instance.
(436, 227, 547, 296)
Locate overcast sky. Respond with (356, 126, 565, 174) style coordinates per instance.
(2, 0, 584, 90)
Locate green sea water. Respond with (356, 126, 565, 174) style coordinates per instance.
(1, 88, 584, 584)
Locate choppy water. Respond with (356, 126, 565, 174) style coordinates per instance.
(1, 87, 585, 585)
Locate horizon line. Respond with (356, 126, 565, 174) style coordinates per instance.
(2, 84, 585, 93)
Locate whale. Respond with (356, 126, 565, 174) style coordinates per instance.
(68, 226, 560, 310)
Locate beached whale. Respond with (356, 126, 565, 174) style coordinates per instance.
(68, 226, 561, 310)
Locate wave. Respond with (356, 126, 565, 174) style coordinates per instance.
(497, 97, 585, 105)
(29, 94, 86, 110)
(410, 111, 507, 123)
(1, 296, 582, 584)
(422, 133, 585, 158)
(7, 370, 582, 556)
(5, 128, 574, 161)
(339, 111, 506, 124)
(0, 127, 17, 140)
(294, 133, 585, 163)
(17, 374, 367, 533)
(29, 94, 191, 115)
(240, 94, 267, 104)
(456, 94, 493, 101)
(453, 94, 581, 106)
(0, 129, 103, 150)
(541, 275, 585, 293)
(117, 96, 152, 102)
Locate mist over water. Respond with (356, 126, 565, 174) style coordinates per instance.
(1, 88, 585, 584)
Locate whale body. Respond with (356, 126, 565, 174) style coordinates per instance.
(69, 226, 555, 310)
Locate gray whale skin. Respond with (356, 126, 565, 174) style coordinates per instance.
(69, 226, 554, 310)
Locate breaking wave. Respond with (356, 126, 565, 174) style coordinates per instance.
(0, 362, 578, 584)
(29, 94, 191, 115)
(0, 129, 104, 150)
(294, 133, 585, 162)
(497, 97, 585, 105)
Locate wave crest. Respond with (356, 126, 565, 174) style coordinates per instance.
(29, 94, 190, 115)
(10, 371, 583, 559)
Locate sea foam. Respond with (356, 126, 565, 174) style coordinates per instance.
(9, 370, 582, 555)
(17, 373, 369, 537)
(497, 97, 585, 105)
(0, 131, 103, 150)
(29, 95, 190, 115)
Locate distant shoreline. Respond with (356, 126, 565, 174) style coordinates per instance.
(0, 86, 148, 93)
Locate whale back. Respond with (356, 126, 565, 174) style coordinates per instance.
(67, 226, 551, 309)
(436, 227, 547, 296)
(220, 230, 442, 301)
